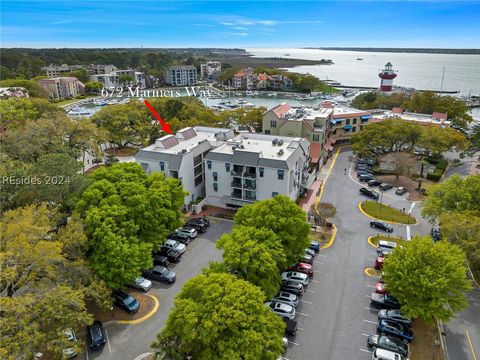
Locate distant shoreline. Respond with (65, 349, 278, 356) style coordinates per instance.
(209, 54, 333, 68)
(304, 47, 480, 55)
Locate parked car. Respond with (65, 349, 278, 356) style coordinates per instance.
(163, 239, 186, 254)
(128, 276, 152, 292)
(359, 174, 375, 182)
(283, 318, 298, 336)
(379, 183, 394, 191)
(143, 265, 176, 284)
(305, 248, 316, 257)
(378, 309, 413, 327)
(87, 320, 106, 351)
(395, 187, 407, 195)
(378, 248, 395, 257)
(370, 221, 394, 233)
(368, 179, 382, 187)
(153, 254, 170, 267)
(265, 301, 296, 320)
(377, 319, 414, 343)
(281, 281, 304, 296)
(431, 227, 442, 242)
(309, 240, 320, 253)
(371, 347, 408, 360)
(112, 289, 140, 313)
(357, 165, 373, 172)
(370, 293, 401, 310)
(281, 271, 309, 286)
(375, 281, 388, 294)
(186, 219, 208, 232)
(301, 254, 314, 265)
(175, 227, 198, 239)
(272, 291, 299, 308)
(168, 233, 190, 244)
(63, 329, 78, 359)
(157, 246, 182, 262)
(360, 187, 380, 199)
(368, 334, 409, 357)
(374, 256, 385, 270)
(377, 240, 397, 254)
(287, 262, 313, 277)
(358, 158, 375, 166)
(357, 170, 374, 177)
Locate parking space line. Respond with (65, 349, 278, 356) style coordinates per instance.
(288, 341, 300, 346)
(316, 254, 327, 257)
(406, 225, 411, 240)
(364, 307, 379, 312)
(363, 319, 377, 324)
(296, 312, 310, 317)
(85, 347, 89, 360)
(466, 329, 477, 360)
(313, 270, 322, 274)
(310, 280, 319, 283)
(365, 295, 371, 298)
(360, 348, 373, 354)
(361, 333, 370, 337)
(298, 327, 304, 331)
(299, 300, 312, 304)
(105, 329, 112, 353)
(366, 284, 375, 288)
(306, 289, 316, 293)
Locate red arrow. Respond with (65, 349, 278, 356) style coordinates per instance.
(144, 99, 172, 134)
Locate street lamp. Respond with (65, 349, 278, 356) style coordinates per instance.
(379, 189, 384, 217)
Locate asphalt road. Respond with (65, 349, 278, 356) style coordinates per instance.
(83, 219, 232, 360)
(284, 147, 433, 360)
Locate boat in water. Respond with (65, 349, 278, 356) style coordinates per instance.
(68, 107, 95, 117)
(93, 99, 108, 106)
(357, 58, 363, 61)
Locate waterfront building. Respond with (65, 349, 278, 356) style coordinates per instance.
(135, 127, 234, 209)
(328, 103, 372, 142)
(378, 108, 450, 126)
(164, 65, 198, 86)
(38, 77, 85, 99)
(232, 68, 256, 89)
(378, 62, 398, 92)
(200, 61, 221, 80)
(90, 70, 151, 88)
(204, 133, 315, 209)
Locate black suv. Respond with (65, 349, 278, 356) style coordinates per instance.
(370, 221, 393, 233)
(153, 254, 170, 267)
(186, 219, 208, 233)
(87, 321, 106, 351)
(368, 179, 382, 187)
(112, 289, 140, 313)
(156, 246, 182, 263)
(360, 187, 380, 199)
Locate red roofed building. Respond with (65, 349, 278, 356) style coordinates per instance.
(392, 107, 404, 114)
(232, 67, 256, 89)
(431, 112, 448, 122)
(329, 106, 373, 142)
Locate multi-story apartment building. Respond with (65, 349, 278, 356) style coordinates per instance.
(232, 68, 256, 89)
(37, 77, 85, 99)
(90, 70, 150, 88)
(164, 65, 198, 86)
(135, 127, 234, 209)
(200, 61, 221, 79)
(88, 64, 117, 75)
(328, 104, 372, 142)
(204, 133, 315, 209)
(42, 64, 117, 77)
(262, 103, 334, 165)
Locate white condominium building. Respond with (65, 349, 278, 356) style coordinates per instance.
(164, 65, 198, 86)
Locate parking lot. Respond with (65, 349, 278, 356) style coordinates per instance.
(82, 218, 232, 360)
(283, 148, 428, 360)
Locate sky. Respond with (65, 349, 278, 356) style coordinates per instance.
(1, 1, 479, 48)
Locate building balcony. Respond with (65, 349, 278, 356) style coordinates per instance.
(243, 182, 256, 190)
(243, 195, 256, 202)
(243, 172, 256, 179)
(231, 181, 242, 188)
(231, 191, 243, 199)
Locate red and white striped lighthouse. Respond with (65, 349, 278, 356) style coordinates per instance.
(378, 62, 397, 92)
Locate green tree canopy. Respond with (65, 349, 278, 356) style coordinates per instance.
(85, 81, 103, 94)
(217, 226, 286, 298)
(0, 97, 64, 129)
(0, 79, 49, 98)
(233, 195, 310, 265)
(383, 236, 470, 321)
(151, 272, 286, 360)
(218, 107, 267, 133)
(65, 68, 90, 83)
(77, 162, 186, 288)
(118, 74, 135, 84)
(422, 174, 480, 219)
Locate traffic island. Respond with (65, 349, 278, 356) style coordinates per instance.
(310, 224, 337, 249)
(88, 292, 159, 325)
(368, 234, 410, 249)
(359, 201, 417, 224)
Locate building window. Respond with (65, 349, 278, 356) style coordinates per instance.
(265, 130, 270, 134)
(213, 183, 218, 192)
(272, 192, 279, 197)
(346, 119, 350, 125)
(270, 120, 277, 128)
(159, 161, 165, 171)
(353, 118, 357, 124)
(213, 172, 218, 182)
(313, 134, 320, 142)
(352, 126, 357, 132)
(259, 167, 264, 177)
(277, 170, 284, 180)
(225, 163, 230, 172)
(207, 160, 212, 170)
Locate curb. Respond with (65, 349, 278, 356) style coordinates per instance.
(117, 294, 160, 325)
(358, 202, 418, 225)
(320, 224, 337, 249)
(437, 319, 449, 360)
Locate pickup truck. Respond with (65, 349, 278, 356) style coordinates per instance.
(155, 246, 182, 263)
(370, 293, 401, 310)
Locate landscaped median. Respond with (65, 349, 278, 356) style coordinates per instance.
(367, 234, 410, 248)
(359, 200, 417, 224)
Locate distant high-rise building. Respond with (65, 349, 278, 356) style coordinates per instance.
(165, 66, 198, 86)
(38, 77, 85, 99)
(200, 61, 221, 79)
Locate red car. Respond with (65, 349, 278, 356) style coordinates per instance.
(287, 262, 314, 277)
(374, 256, 385, 270)
(375, 281, 388, 294)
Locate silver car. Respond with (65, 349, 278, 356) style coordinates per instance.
(129, 277, 152, 292)
(272, 291, 299, 308)
(164, 239, 186, 254)
(264, 301, 296, 320)
(281, 271, 309, 286)
(377, 240, 397, 255)
(175, 227, 197, 239)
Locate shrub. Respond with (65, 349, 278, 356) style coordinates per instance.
(427, 169, 444, 181)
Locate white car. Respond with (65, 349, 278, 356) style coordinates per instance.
(175, 227, 197, 239)
(163, 239, 186, 254)
(281, 271, 309, 286)
(377, 241, 397, 255)
(272, 291, 299, 308)
(129, 277, 152, 292)
(372, 348, 408, 360)
(265, 301, 296, 320)
(63, 329, 78, 359)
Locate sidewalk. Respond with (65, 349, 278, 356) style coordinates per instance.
(298, 179, 322, 212)
(188, 205, 236, 220)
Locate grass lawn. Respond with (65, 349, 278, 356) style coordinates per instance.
(361, 201, 416, 224)
(104, 147, 138, 157)
(410, 318, 444, 360)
